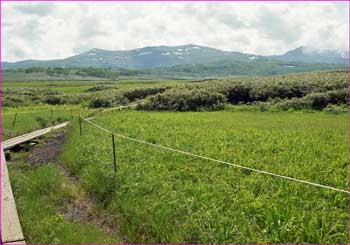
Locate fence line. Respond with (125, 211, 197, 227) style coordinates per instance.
(2, 107, 82, 117)
(2, 109, 53, 116)
(80, 110, 350, 195)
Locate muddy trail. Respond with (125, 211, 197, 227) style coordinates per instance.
(27, 131, 66, 166)
(24, 130, 121, 238)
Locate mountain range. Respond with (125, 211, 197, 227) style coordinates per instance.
(3, 44, 348, 71)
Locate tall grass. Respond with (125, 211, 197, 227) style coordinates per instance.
(62, 110, 348, 243)
(8, 163, 122, 244)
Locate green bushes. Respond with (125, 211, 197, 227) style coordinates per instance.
(327, 89, 347, 104)
(273, 89, 347, 111)
(88, 93, 129, 108)
(303, 92, 331, 109)
(3, 87, 90, 107)
(138, 88, 227, 111)
(225, 83, 252, 104)
(35, 116, 49, 128)
(3, 70, 347, 111)
(2, 96, 25, 107)
(137, 71, 347, 111)
(89, 98, 113, 108)
(44, 96, 66, 105)
(86, 85, 113, 92)
(323, 104, 348, 114)
(123, 87, 168, 102)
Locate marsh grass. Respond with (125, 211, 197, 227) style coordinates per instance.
(62, 110, 348, 243)
(8, 162, 122, 244)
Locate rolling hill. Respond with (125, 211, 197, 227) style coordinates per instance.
(3, 44, 348, 71)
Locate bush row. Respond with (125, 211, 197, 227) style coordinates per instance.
(138, 71, 347, 111)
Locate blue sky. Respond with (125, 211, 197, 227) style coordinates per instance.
(2, 1, 349, 61)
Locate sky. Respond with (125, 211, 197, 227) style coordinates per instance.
(2, 1, 349, 62)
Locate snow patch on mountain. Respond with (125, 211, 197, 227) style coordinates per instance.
(137, 51, 153, 56)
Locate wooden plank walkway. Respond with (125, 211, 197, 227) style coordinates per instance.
(1, 121, 69, 244)
(1, 148, 25, 244)
(3, 122, 69, 150)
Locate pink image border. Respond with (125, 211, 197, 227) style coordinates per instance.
(0, 0, 349, 244)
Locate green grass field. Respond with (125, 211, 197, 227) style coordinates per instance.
(62, 110, 348, 243)
(3, 71, 348, 243)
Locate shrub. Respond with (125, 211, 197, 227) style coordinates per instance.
(89, 98, 112, 108)
(139, 88, 227, 111)
(323, 104, 347, 114)
(124, 87, 168, 102)
(2, 96, 25, 107)
(55, 116, 70, 123)
(86, 86, 112, 92)
(275, 98, 309, 110)
(303, 93, 331, 109)
(35, 116, 49, 128)
(326, 89, 347, 105)
(44, 96, 66, 105)
(225, 83, 252, 104)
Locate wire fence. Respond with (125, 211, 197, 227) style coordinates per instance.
(79, 106, 350, 195)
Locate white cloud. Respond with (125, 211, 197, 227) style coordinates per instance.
(2, 1, 349, 61)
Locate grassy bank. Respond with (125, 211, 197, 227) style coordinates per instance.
(8, 160, 122, 244)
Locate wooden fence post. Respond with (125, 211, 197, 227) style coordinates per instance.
(79, 116, 82, 136)
(12, 112, 18, 129)
(111, 133, 117, 174)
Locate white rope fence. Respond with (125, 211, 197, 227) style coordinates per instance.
(79, 106, 349, 195)
(2, 107, 82, 117)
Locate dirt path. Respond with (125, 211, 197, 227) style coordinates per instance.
(26, 131, 121, 238)
(27, 131, 66, 166)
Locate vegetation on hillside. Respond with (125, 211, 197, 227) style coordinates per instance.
(3, 57, 346, 82)
(151, 60, 346, 78)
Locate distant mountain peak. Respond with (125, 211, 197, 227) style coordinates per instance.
(2, 44, 348, 70)
(286, 46, 347, 56)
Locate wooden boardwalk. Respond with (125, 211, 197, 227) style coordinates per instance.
(1, 148, 25, 244)
(3, 122, 69, 150)
(1, 121, 69, 244)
